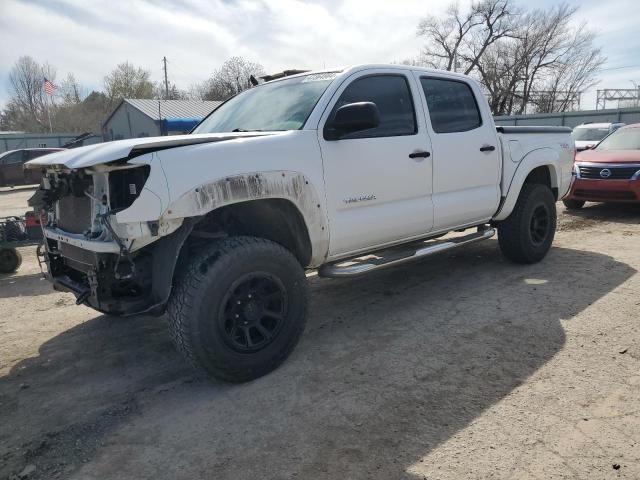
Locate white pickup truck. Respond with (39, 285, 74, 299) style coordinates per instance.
(27, 65, 574, 382)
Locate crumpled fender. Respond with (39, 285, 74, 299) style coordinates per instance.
(163, 170, 329, 267)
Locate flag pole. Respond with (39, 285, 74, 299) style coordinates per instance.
(44, 77, 54, 133)
(46, 94, 53, 133)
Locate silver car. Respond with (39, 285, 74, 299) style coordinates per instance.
(572, 122, 626, 151)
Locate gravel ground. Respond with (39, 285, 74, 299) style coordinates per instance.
(1, 187, 639, 480)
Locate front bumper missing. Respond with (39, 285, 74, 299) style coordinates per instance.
(40, 218, 196, 317)
(43, 227, 120, 253)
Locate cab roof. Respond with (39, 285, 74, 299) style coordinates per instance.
(261, 63, 475, 85)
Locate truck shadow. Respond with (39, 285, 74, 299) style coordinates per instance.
(0, 242, 635, 479)
(561, 202, 640, 226)
(0, 273, 51, 299)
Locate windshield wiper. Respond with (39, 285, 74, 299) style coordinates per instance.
(231, 128, 263, 132)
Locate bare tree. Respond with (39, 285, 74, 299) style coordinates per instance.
(417, 0, 517, 74)
(200, 57, 265, 101)
(417, 1, 605, 115)
(59, 73, 86, 105)
(7, 56, 56, 131)
(417, 3, 482, 71)
(187, 82, 209, 101)
(153, 82, 188, 100)
(51, 91, 110, 133)
(485, 5, 603, 114)
(104, 62, 154, 104)
(461, 0, 518, 75)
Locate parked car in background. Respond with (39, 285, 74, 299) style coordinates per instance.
(564, 124, 640, 209)
(0, 148, 65, 187)
(572, 122, 625, 151)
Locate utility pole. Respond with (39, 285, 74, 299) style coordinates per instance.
(162, 56, 169, 99)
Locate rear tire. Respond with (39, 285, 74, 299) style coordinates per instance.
(498, 184, 556, 264)
(167, 236, 308, 383)
(0, 248, 22, 274)
(562, 199, 585, 210)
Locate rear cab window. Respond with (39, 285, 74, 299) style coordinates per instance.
(420, 78, 482, 133)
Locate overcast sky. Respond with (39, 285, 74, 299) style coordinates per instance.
(1, 0, 639, 112)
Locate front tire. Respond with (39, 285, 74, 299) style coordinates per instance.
(498, 184, 556, 264)
(167, 236, 308, 383)
(562, 199, 585, 210)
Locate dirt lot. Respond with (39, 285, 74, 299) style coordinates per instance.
(1, 186, 639, 480)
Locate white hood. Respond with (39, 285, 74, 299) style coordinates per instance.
(574, 140, 598, 151)
(25, 132, 275, 170)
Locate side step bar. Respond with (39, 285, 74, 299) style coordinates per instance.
(318, 226, 495, 278)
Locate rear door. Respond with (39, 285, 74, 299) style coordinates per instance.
(414, 74, 501, 230)
(318, 69, 434, 257)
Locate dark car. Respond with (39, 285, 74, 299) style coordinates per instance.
(0, 148, 64, 187)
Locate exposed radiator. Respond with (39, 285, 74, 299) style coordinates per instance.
(56, 195, 92, 233)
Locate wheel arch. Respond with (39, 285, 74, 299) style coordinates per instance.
(187, 198, 314, 267)
(494, 148, 561, 221)
(138, 171, 328, 316)
(142, 198, 314, 317)
(163, 170, 329, 265)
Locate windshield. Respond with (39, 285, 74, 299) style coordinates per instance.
(193, 72, 338, 134)
(572, 127, 610, 142)
(595, 128, 640, 151)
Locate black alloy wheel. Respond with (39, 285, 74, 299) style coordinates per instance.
(529, 203, 551, 246)
(220, 273, 287, 353)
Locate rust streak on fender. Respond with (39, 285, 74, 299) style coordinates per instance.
(164, 171, 328, 265)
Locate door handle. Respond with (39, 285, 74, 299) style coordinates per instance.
(409, 151, 431, 159)
(479, 145, 496, 152)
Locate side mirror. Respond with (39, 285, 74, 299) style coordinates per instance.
(324, 102, 380, 140)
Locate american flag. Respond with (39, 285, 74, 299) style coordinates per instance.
(43, 78, 57, 95)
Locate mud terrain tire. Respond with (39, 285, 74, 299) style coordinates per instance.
(498, 184, 556, 264)
(167, 236, 308, 382)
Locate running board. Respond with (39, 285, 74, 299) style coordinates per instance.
(318, 226, 495, 278)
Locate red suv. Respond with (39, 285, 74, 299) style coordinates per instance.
(563, 124, 640, 209)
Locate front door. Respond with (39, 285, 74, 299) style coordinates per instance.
(415, 74, 501, 230)
(318, 70, 434, 257)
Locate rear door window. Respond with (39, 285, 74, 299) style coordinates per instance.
(420, 78, 482, 133)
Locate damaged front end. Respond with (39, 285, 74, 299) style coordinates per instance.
(31, 162, 189, 316)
